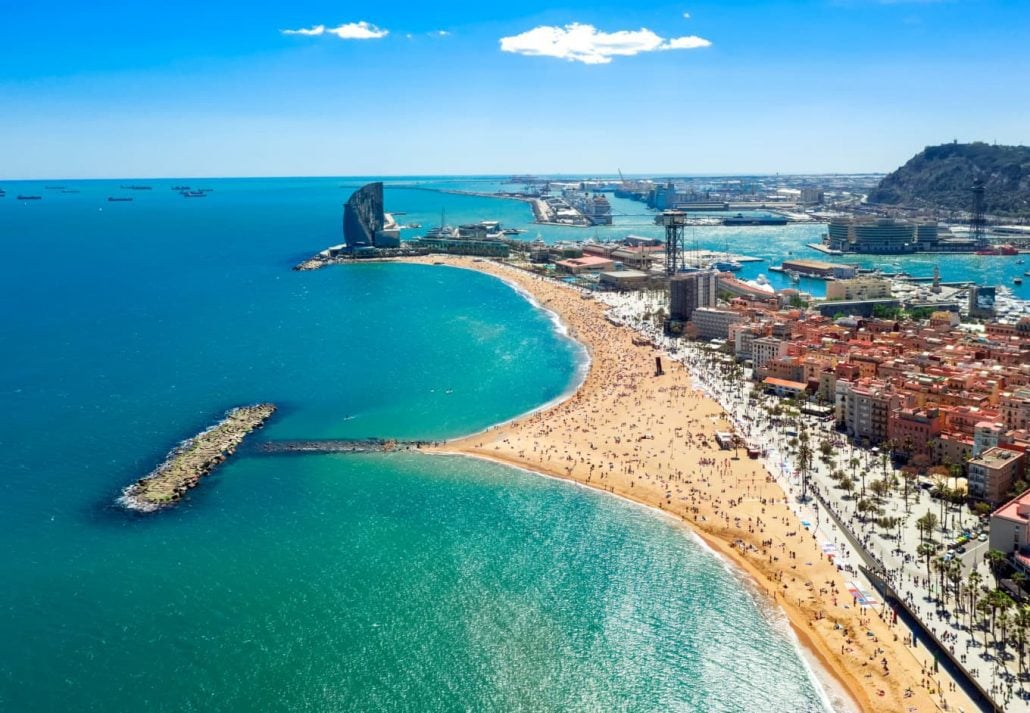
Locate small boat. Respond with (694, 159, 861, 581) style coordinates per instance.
(183, 191, 207, 198)
(17, 195, 42, 200)
(120, 185, 152, 190)
(1025, 271, 1030, 277)
(1016, 278, 1024, 285)
(172, 186, 190, 191)
(107, 196, 133, 202)
(61, 189, 80, 193)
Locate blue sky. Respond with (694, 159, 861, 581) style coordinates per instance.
(1, 1, 1027, 178)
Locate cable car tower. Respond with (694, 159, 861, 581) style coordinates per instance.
(970, 179, 987, 249)
(657, 210, 688, 276)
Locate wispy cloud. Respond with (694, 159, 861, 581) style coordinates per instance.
(281, 21, 388, 40)
(282, 25, 326, 36)
(499, 23, 711, 65)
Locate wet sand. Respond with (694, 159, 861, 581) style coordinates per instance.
(400, 255, 972, 713)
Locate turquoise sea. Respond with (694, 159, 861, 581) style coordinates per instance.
(0, 178, 854, 711)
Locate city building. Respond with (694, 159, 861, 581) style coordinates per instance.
(669, 271, 718, 323)
(1001, 388, 1030, 431)
(555, 256, 615, 274)
(599, 270, 650, 290)
(751, 336, 788, 370)
(887, 408, 943, 458)
(343, 182, 386, 248)
(836, 380, 904, 445)
(990, 491, 1030, 562)
(824, 277, 892, 302)
(825, 218, 938, 254)
(691, 307, 745, 340)
(968, 447, 1025, 503)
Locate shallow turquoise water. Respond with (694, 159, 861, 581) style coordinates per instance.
(0, 179, 838, 711)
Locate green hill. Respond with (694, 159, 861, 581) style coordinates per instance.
(867, 142, 1030, 218)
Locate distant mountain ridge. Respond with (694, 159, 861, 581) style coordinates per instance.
(867, 142, 1030, 218)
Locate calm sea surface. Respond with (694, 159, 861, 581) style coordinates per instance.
(0, 177, 860, 711)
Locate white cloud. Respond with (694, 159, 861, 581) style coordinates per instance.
(281, 25, 326, 36)
(434, 30, 451, 37)
(326, 22, 388, 40)
(499, 23, 711, 64)
(683, 12, 691, 19)
(281, 21, 388, 40)
(663, 35, 711, 50)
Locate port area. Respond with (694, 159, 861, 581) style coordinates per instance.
(119, 404, 277, 512)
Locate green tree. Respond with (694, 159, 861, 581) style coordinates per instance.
(916, 511, 939, 543)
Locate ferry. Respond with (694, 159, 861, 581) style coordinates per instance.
(722, 213, 789, 226)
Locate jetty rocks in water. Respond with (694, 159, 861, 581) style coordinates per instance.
(119, 404, 277, 512)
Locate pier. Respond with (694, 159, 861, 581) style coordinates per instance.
(119, 404, 277, 511)
(256, 438, 426, 454)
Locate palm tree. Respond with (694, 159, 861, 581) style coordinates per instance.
(849, 455, 860, 486)
(985, 549, 1008, 588)
(797, 430, 813, 501)
(900, 466, 918, 513)
(968, 570, 983, 629)
(1014, 605, 1030, 679)
(1012, 571, 1028, 601)
(917, 542, 937, 586)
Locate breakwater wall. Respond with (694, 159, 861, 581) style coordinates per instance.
(119, 404, 277, 512)
(256, 438, 428, 455)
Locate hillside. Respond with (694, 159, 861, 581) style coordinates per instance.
(867, 142, 1030, 218)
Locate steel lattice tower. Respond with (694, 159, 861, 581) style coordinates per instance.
(970, 179, 987, 248)
(657, 210, 688, 276)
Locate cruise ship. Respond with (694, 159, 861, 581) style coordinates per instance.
(566, 191, 613, 226)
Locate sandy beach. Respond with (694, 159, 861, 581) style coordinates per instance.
(400, 255, 976, 713)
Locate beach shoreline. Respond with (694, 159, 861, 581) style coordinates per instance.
(394, 254, 973, 713)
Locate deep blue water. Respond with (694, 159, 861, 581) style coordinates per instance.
(0, 178, 842, 711)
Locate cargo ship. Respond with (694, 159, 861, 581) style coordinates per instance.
(107, 197, 134, 202)
(17, 195, 42, 200)
(722, 213, 788, 226)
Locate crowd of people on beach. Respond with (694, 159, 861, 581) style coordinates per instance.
(423, 256, 972, 713)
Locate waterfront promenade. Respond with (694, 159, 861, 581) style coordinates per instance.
(405, 255, 973, 713)
(598, 289, 1019, 711)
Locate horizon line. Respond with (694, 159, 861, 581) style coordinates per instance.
(0, 171, 889, 182)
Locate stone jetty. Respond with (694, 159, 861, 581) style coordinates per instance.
(119, 403, 277, 512)
(257, 438, 425, 454)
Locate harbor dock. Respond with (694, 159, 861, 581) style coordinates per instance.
(119, 403, 277, 511)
